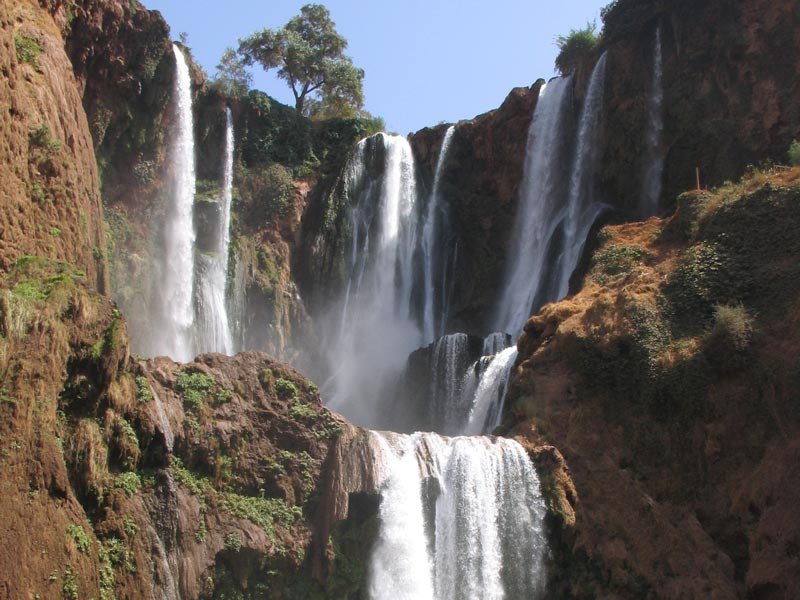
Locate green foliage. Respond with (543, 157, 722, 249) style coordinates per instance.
(67, 523, 91, 553)
(214, 47, 252, 98)
(592, 244, 651, 282)
(171, 456, 211, 496)
(275, 377, 299, 400)
(114, 471, 141, 497)
(29, 125, 62, 152)
(662, 242, 730, 333)
(195, 179, 222, 201)
(220, 491, 302, 535)
(175, 370, 216, 412)
(238, 4, 365, 115)
(224, 531, 242, 553)
(49, 227, 62, 237)
(702, 303, 755, 373)
(123, 516, 139, 538)
(62, 566, 79, 600)
(555, 22, 600, 75)
(14, 34, 42, 66)
(103, 536, 136, 573)
(238, 163, 295, 223)
(788, 140, 800, 166)
(135, 376, 153, 404)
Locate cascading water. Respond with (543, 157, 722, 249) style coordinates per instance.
(154, 44, 197, 362)
(463, 346, 519, 435)
(640, 28, 665, 218)
(553, 51, 610, 299)
(428, 333, 475, 434)
(194, 107, 235, 354)
(492, 77, 573, 336)
(326, 133, 421, 426)
(421, 125, 456, 343)
(368, 432, 546, 600)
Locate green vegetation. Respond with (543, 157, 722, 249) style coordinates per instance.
(224, 531, 242, 553)
(220, 491, 301, 535)
(113, 471, 141, 497)
(62, 566, 78, 600)
(135, 376, 153, 404)
(29, 125, 62, 153)
(592, 244, 651, 282)
(171, 456, 212, 496)
(555, 22, 600, 75)
(103, 536, 136, 573)
(176, 370, 216, 412)
(275, 377, 299, 400)
(123, 516, 139, 538)
(238, 163, 295, 223)
(14, 34, 42, 67)
(213, 47, 252, 98)
(238, 4, 364, 115)
(174, 370, 233, 412)
(788, 140, 800, 166)
(66, 523, 91, 553)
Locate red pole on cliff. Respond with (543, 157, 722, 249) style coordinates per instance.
(696, 167, 701, 190)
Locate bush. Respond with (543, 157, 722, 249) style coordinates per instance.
(275, 378, 299, 400)
(238, 163, 295, 224)
(224, 532, 242, 552)
(114, 471, 141, 497)
(703, 303, 754, 372)
(14, 34, 42, 66)
(175, 371, 216, 412)
(555, 22, 600, 75)
(788, 140, 800, 166)
(67, 524, 92, 553)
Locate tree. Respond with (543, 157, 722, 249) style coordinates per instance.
(214, 47, 252, 98)
(238, 4, 364, 115)
(555, 22, 600, 75)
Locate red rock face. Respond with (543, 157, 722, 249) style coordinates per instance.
(0, 0, 107, 291)
(600, 0, 800, 217)
(409, 83, 542, 332)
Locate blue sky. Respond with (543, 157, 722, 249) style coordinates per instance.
(145, 0, 609, 134)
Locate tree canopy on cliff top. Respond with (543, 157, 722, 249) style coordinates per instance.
(238, 4, 364, 116)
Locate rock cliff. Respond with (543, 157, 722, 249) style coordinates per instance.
(507, 167, 800, 598)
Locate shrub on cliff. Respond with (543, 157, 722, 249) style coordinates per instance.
(238, 163, 295, 225)
(555, 22, 600, 75)
(788, 140, 800, 166)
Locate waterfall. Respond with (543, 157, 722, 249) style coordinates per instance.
(463, 346, 518, 435)
(492, 77, 573, 336)
(326, 133, 421, 426)
(154, 44, 197, 362)
(368, 432, 546, 600)
(640, 28, 665, 218)
(194, 107, 235, 355)
(554, 52, 610, 299)
(428, 333, 475, 434)
(421, 125, 456, 343)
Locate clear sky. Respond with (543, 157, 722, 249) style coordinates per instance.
(144, 0, 609, 134)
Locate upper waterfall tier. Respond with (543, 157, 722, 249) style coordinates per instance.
(152, 44, 197, 362)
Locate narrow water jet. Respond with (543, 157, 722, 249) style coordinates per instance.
(640, 28, 665, 218)
(492, 77, 573, 336)
(554, 51, 610, 299)
(194, 107, 235, 354)
(154, 44, 197, 362)
(463, 346, 518, 435)
(421, 125, 456, 343)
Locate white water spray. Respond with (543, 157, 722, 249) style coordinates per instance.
(368, 432, 546, 600)
(326, 134, 421, 426)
